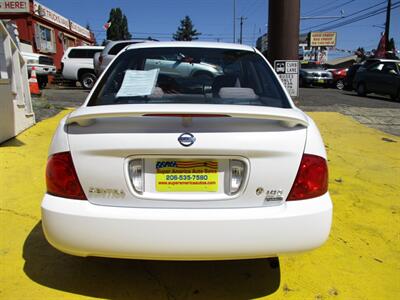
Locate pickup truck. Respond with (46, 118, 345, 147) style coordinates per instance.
(22, 52, 56, 89)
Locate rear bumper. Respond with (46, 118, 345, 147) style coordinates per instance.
(41, 193, 332, 260)
(303, 77, 333, 86)
(28, 64, 56, 76)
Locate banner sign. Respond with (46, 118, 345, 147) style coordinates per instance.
(33, 1, 69, 29)
(309, 32, 337, 47)
(70, 20, 91, 39)
(0, 0, 29, 12)
(274, 60, 299, 98)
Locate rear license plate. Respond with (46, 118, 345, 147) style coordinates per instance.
(156, 160, 218, 192)
(317, 79, 325, 83)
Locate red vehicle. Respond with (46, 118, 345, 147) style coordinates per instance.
(330, 68, 348, 90)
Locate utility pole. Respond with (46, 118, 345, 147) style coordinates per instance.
(267, 0, 300, 63)
(239, 16, 247, 44)
(385, 0, 391, 48)
(233, 0, 236, 43)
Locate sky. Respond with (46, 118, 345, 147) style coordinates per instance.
(37, 0, 399, 52)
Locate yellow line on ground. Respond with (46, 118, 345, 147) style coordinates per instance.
(0, 110, 399, 299)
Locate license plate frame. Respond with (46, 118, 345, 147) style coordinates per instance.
(155, 160, 218, 192)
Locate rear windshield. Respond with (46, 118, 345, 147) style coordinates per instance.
(301, 63, 324, 70)
(109, 42, 135, 55)
(89, 47, 290, 108)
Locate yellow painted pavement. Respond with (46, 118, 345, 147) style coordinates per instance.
(0, 110, 399, 299)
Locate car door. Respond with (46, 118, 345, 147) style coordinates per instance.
(365, 62, 384, 92)
(145, 56, 175, 75)
(159, 54, 192, 77)
(379, 62, 400, 96)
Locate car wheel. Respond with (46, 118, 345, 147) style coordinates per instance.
(357, 82, 367, 97)
(299, 76, 307, 87)
(37, 75, 47, 89)
(335, 79, 344, 90)
(39, 81, 47, 89)
(391, 90, 400, 101)
(80, 72, 97, 90)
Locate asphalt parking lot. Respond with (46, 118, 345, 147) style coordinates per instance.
(1, 86, 399, 299)
(297, 88, 400, 136)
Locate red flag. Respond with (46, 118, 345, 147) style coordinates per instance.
(103, 22, 112, 31)
(375, 33, 386, 58)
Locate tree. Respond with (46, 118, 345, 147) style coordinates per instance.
(173, 16, 201, 41)
(106, 8, 132, 41)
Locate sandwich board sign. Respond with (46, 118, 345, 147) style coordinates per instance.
(274, 60, 299, 98)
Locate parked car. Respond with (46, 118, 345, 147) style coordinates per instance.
(42, 42, 332, 260)
(22, 52, 56, 89)
(95, 39, 157, 75)
(329, 68, 347, 90)
(61, 46, 104, 89)
(300, 62, 333, 87)
(354, 59, 400, 100)
(144, 53, 223, 81)
(344, 59, 383, 91)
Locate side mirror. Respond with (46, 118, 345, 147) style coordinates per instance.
(388, 69, 398, 75)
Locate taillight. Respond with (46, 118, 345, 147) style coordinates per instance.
(287, 154, 328, 201)
(46, 152, 87, 200)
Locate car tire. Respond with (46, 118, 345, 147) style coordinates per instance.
(299, 76, 307, 88)
(39, 81, 47, 89)
(357, 82, 367, 97)
(37, 75, 48, 89)
(80, 72, 97, 90)
(391, 90, 400, 101)
(335, 79, 344, 90)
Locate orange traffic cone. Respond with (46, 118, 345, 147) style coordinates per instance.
(29, 66, 41, 96)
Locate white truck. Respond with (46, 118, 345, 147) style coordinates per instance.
(61, 46, 104, 89)
(21, 52, 56, 89)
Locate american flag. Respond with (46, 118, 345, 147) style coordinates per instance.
(176, 161, 218, 170)
(103, 22, 112, 31)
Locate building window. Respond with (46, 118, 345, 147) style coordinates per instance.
(35, 23, 55, 53)
(63, 36, 75, 51)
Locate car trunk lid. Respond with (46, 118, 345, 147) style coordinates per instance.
(67, 104, 308, 208)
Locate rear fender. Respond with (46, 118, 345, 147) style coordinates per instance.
(303, 114, 327, 159)
(49, 115, 71, 156)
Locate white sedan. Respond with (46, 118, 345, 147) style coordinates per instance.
(42, 42, 332, 260)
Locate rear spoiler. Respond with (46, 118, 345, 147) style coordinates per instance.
(66, 104, 309, 128)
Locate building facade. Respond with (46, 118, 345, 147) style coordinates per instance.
(0, 0, 95, 69)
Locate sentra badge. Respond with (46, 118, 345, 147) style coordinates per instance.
(88, 187, 125, 198)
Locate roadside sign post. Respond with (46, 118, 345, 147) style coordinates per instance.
(274, 60, 299, 98)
